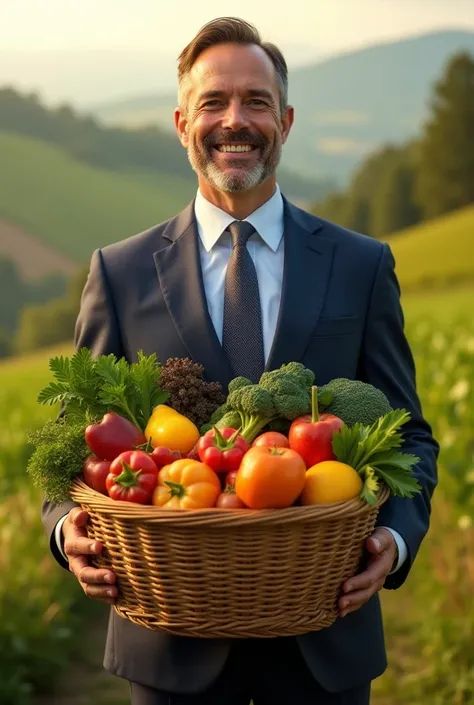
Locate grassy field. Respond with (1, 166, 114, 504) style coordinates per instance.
(1, 285, 473, 704)
(387, 204, 474, 292)
(402, 283, 474, 323)
(0, 131, 195, 264)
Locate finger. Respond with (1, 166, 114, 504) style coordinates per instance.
(68, 507, 90, 528)
(339, 582, 384, 616)
(78, 567, 116, 585)
(64, 536, 103, 558)
(342, 555, 391, 593)
(69, 554, 89, 577)
(366, 527, 394, 555)
(82, 583, 118, 600)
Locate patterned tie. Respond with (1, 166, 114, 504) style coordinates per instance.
(222, 220, 265, 383)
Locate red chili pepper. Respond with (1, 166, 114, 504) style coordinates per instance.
(150, 446, 182, 469)
(106, 450, 158, 503)
(83, 455, 111, 495)
(85, 412, 146, 461)
(197, 427, 249, 472)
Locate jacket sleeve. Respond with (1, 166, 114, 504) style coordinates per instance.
(357, 242, 439, 589)
(41, 248, 125, 569)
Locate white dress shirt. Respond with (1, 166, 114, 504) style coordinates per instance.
(55, 184, 407, 574)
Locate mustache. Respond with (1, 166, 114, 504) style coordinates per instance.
(203, 130, 267, 149)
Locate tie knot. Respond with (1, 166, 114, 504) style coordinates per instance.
(228, 220, 256, 248)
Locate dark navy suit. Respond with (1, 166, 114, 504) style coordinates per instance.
(42, 196, 439, 700)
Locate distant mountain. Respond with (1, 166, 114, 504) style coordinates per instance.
(93, 30, 474, 185)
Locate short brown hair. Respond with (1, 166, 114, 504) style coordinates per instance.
(177, 17, 288, 114)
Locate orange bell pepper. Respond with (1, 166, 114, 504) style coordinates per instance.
(152, 458, 221, 509)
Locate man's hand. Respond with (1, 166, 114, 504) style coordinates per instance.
(63, 507, 118, 605)
(338, 527, 397, 618)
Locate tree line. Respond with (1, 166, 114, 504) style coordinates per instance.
(311, 51, 474, 236)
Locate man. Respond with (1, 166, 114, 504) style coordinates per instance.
(41, 16, 439, 705)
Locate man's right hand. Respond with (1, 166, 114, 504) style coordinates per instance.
(63, 507, 118, 605)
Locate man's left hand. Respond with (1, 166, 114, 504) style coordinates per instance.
(338, 527, 397, 618)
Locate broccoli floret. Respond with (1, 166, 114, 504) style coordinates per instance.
(225, 385, 276, 442)
(199, 401, 229, 434)
(215, 410, 243, 430)
(259, 374, 311, 419)
(278, 361, 315, 389)
(319, 378, 392, 427)
(228, 376, 253, 393)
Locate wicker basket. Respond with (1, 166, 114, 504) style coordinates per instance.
(70, 477, 389, 639)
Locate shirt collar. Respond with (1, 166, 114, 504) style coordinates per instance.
(194, 184, 284, 253)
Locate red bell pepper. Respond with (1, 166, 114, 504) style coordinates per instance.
(85, 412, 146, 461)
(106, 450, 158, 503)
(83, 455, 111, 495)
(197, 427, 249, 472)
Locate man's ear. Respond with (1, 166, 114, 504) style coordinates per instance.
(280, 105, 295, 146)
(174, 108, 189, 148)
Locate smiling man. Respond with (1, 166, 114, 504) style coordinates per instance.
(41, 16, 439, 705)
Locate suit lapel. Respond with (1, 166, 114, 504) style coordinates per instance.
(266, 199, 335, 371)
(153, 202, 235, 387)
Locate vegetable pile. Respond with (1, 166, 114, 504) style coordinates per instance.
(27, 349, 422, 510)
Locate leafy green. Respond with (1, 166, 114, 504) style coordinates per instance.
(37, 348, 169, 431)
(332, 408, 421, 503)
(26, 420, 89, 502)
(359, 466, 380, 506)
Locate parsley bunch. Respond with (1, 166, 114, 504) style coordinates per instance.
(26, 420, 90, 502)
(332, 409, 422, 505)
(37, 348, 169, 431)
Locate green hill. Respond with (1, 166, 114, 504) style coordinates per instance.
(0, 131, 196, 263)
(387, 204, 474, 292)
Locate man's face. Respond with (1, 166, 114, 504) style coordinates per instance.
(176, 43, 293, 193)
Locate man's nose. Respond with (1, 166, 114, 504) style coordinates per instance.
(221, 100, 249, 131)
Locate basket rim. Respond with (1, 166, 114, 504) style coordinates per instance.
(70, 477, 390, 526)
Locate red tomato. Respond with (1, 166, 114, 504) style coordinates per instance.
(235, 446, 306, 509)
(150, 446, 181, 469)
(216, 489, 247, 509)
(82, 455, 111, 495)
(225, 469, 239, 488)
(106, 450, 158, 503)
(251, 431, 289, 449)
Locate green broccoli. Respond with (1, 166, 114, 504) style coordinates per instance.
(277, 361, 315, 389)
(215, 410, 244, 431)
(259, 375, 311, 419)
(224, 363, 316, 443)
(228, 376, 253, 392)
(318, 378, 392, 427)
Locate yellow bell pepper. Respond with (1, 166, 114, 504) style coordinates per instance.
(144, 405, 200, 454)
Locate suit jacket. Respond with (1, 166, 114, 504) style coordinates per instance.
(42, 196, 439, 694)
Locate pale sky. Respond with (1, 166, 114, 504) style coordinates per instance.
(2, 0, 474, 104)
(3, 0, 474, 53)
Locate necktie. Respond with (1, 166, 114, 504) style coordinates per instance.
(222, 220, 265, 383)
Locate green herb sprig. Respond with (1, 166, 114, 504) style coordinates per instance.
(332, 409, 421, 505)
(26, 420, 89, 503)
(37, 348, 169, 431)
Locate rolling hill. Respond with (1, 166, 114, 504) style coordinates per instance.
(387, 204, 474, 292)
(0, 131, 196, 265)
(94, 29, 474, 185)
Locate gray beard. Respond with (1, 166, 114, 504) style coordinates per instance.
(187, 143, 281, 193)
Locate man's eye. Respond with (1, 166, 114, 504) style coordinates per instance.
(249, 99, 266, 105)
(202, 100, 222, 108)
